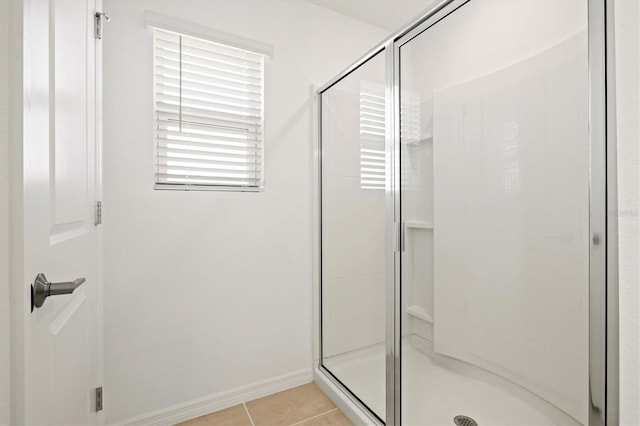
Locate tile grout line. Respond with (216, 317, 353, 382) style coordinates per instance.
(243, 402, 256, 426)
(288, 408, 338, 426)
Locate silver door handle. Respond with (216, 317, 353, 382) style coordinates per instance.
(31, 273, 86, 311)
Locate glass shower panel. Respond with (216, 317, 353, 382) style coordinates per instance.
(320, 51, 386, 421)
(399, 1, 589, 425)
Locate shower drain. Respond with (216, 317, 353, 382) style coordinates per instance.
(453, 415, 478, 426)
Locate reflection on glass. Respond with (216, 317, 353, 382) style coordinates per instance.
(359, 81, 386, 190)
(400, 1, 589, 425)
(321, 51, 386, 421)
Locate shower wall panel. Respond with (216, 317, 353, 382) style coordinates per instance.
(400, 1, 590, 424)
(432, 31, 589, 422)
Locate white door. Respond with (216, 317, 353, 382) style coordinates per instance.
(22, 0, 102, 424)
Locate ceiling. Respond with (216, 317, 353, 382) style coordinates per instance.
(307, 0, 434, 32)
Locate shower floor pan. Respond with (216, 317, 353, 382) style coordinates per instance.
(323, 340, 580, 425)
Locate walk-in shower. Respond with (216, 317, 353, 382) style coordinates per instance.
(315, 0, 617, 425)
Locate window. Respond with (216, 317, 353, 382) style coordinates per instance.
(153, 28, 265, 190)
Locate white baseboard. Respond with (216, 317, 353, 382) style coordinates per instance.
(120, 368, 313, 425)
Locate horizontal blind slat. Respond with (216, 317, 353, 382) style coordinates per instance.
(155, 65, 262, 94)
(156, 106, 263, 130)
(155, 48, 262, 78)
(157, 130, 261, 148)
(156, 173, 260, 184)
(154, 51, 262, 81)
(156, 100, 262, 124)
(157, 153, 260, 168)
(158, 145, 262, 162)
(156, 114, 263, 135)
(154, 28, 264, 189)
(155, 56, 261, 85)
(157, 140, 262, 155)
(156, 80, 261, 107)
(155, 92, 261, 116)
(155, 66, 262, 94)
(157, 164, 260, 177)
(156, 122, 262, 146)
(157, 145, 261, 161)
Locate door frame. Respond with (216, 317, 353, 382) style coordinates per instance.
(7, 0, 105, 423)
(314, 0, 619, 424)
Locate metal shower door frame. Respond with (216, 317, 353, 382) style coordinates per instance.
(316, 0, 617, 424)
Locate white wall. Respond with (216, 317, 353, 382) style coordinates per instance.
(615, 1, 640, 425)
(0, 0, 10, 422)
(102, 1, 386, 422)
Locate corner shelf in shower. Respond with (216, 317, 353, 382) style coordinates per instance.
(405, 221, 433, 230)
(404, 136, 433, 146)
(407, 305, 434, 324)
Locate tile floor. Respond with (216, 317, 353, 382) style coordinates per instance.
(177, 383, 353, 426)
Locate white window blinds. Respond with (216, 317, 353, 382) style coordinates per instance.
(153, 28, 265, 190)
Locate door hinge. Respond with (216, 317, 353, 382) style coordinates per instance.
(94, 11, 110, 39)
(95, 201, 102, 225)
(95, 386, 103, 412)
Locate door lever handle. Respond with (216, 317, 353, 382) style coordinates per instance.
(31, 273, 86, 312)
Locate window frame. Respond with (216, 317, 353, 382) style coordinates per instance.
(146, 14, 272, 192)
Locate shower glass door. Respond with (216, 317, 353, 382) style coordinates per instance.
(398, 1, 590, 424)
(320, 51, 387, 422)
